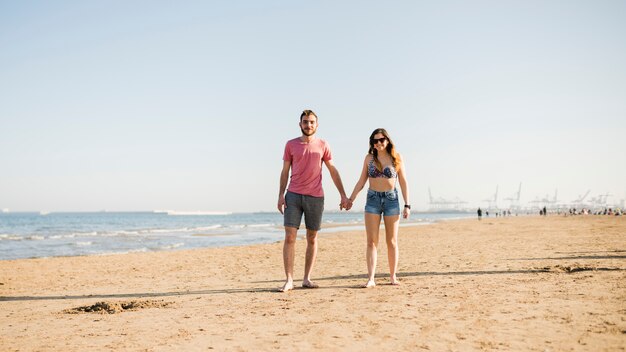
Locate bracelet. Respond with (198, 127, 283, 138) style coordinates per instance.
(404, 205, 411, 209)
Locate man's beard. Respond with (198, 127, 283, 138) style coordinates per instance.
(301, 127, 316, 136)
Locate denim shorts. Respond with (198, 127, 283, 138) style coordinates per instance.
(365, 189, 400, 216)
(284, 191, 324, 231)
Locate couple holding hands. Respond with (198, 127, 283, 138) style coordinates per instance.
(277, 110, 410, 292)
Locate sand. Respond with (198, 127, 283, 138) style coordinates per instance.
(1, 216, 625, 351)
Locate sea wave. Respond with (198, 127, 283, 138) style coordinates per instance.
(95, 248, 149, 256)
(247, 223, 274, 228)
(139, 225, 223, 234)
(0, 234, 23, 241)
(51, 232, 99, 239)
(139, 228, 184, 234)
(163, 210, 232, 216)
(159, 242, 185, 250)
(26, 235, 45, 241)
(193, 225, 222, 231)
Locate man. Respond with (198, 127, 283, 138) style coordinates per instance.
(277, 109, 349, 292)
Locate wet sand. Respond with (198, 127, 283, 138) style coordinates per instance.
(1, 216, 625, 351)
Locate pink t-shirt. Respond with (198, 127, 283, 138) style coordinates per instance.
(283, 137, 332, 197)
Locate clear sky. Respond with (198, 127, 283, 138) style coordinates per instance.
(1, 1, 625, 212)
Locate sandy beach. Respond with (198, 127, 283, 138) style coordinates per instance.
(1, 216, 625, 351)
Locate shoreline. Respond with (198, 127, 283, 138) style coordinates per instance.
(0, 219, 440, 262)
(1, 216, 624, 351)
(0, 214, 475, 262)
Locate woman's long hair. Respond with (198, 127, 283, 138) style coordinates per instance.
(368, 128, 399, 171)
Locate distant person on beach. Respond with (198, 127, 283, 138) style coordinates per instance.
(346, 128, 410, 287)
(477, 207, 482, 220)
(277, 109, 350, 292)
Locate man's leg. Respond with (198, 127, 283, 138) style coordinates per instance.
(280, 226, 298, 292)
(302, 194, 324, 288)
(302, 229, 318, 288)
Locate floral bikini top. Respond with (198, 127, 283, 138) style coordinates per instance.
(368, 159, 397, 178)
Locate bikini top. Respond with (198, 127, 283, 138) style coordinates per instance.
(368, 159, 397, 179)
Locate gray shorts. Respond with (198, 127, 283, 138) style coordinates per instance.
(284, 191, 324, 231)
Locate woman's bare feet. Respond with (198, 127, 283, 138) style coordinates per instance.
(390, 276, 400, 286)
(362, 280, 376, 288)
(279, 280, 294, 292)
(302, 280, 319, 289)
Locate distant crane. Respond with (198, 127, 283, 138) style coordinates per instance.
(588, 192, 611, 209)
(573, 190, 591, 203)
(552, 189, 558, 204)
(504, 182, 522, 209)
(482, 185, 498, 209)
(529, 189, 558, 207)
(428, 187, 468, 211)
(570, 190, 591, 209)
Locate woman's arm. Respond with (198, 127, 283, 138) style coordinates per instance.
(348, 155, 370, 204)
(397, 154, 411, 219)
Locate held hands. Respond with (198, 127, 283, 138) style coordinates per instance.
(279, 194, 353, 213)
(340, 196, 353, 211)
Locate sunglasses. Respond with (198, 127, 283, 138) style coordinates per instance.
(370, 137, 387, 144)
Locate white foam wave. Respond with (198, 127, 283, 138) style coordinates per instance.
(165, 211, 232, 216)
(96, 248, 149, 256)
(247, 223, 273, 228)
(49, 232, 98, 239)
(73, 232, 99, 237)
(160, 242, 185, 250)
(193, 225, 222, 231)
(26, 235, 45, 240)
(139, 226, 221, 234)
(139, 228, 182, 234)
(75, 241, 93, 247)
(109, 230, 141, 236)
(0, 234, 23, 241)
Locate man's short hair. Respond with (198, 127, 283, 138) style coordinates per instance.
(300, 109, 318, 121)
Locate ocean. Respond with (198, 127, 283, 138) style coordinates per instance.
(0, 211, 472, 260)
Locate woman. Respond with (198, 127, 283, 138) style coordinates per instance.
(347, 128, 410, 287)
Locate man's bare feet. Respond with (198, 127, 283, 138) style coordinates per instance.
(302, 280, 319, 289)
(362, 280, 376, 288)
(279, 281, 294, 292)
(390, 276, 400, 286)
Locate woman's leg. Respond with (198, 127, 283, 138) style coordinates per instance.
(364, 212, 381, 287)
(383, 214, 400, 285)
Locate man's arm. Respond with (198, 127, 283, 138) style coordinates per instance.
(277, 160, 291, 214)
(323, 159, 349, 208)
